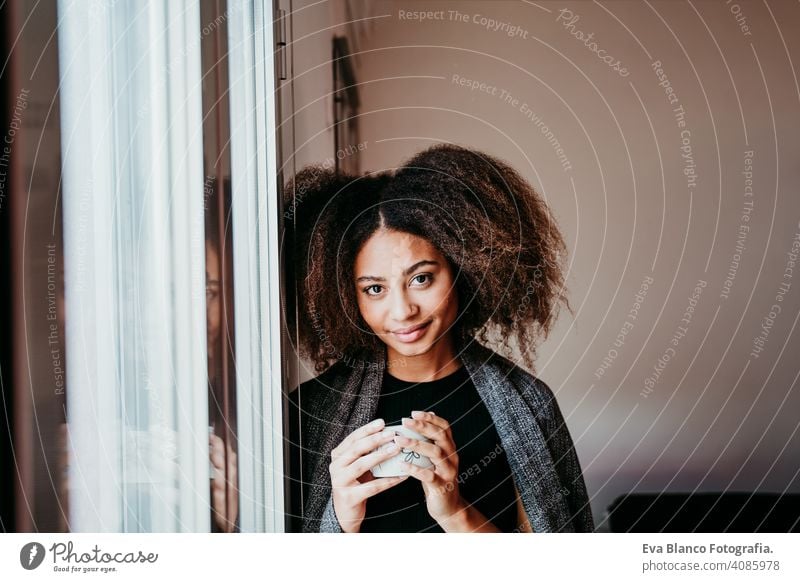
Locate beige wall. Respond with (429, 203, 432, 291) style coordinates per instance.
(287, 0, 374, 170)
(281, 0, 358, 392)
(288, 0, 800, 528)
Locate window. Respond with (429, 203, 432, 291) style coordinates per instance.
(57, 0, 213, 532)
(46, 0, 282, 532)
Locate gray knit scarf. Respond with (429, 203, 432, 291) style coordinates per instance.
(295, 340, 594, 532)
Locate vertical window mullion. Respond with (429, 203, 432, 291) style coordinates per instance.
(227, 0, 284, 532)
(165, 0, 210, 532)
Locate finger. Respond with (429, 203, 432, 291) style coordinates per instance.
(212, 488, 226, 509)
(211, 465, 225, 486)
(331, 430, 396, 468)
(210, 449, 225, 469)
(354, 475, 410, 501)
(402, 417, 449, 448)
(399, 461, 436, 484)
(331, 418, 385, 459)
(209, 434, 224, 451)
(393, 435, 447, 465)
(227, 455, 238, 476)
(411, 410, 451, 431)
(345, 443, 402, 481)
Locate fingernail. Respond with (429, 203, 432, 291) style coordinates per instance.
(411, 410, 424, 419)
(370, 418, 384, 427)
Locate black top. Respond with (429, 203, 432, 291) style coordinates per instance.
(359, 365, 518, 532)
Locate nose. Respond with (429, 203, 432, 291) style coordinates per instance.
(389, 288, 418, 322)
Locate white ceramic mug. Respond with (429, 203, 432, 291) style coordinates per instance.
(370, 420, 434, 477)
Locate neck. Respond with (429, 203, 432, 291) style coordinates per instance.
(385, 335, 462, 382)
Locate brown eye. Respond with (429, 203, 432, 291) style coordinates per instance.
(410, 273, 431, 286)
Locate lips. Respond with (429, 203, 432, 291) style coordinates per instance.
(393, 321, 429, 334)
(391, 320, 432, 343)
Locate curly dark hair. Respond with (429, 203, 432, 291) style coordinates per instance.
(282, 143, 571, 374)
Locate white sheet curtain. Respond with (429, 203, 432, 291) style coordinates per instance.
(57, 0, 210, 532)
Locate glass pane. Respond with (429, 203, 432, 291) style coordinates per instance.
(6, 0, 281, 534)
(200, 0, 239, 534)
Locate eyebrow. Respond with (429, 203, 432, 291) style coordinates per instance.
(356, 260, 439, 283)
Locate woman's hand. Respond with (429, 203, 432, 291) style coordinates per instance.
(329, 418, 410, 533)
(396, 410, 468, 529)
(210, 433, 238, 532)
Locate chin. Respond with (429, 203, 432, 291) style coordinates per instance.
(390, 342, 434, 357)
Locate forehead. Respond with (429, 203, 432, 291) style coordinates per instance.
(354, 230, 439, 273)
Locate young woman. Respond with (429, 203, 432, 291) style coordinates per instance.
(284, 144, 593, 533)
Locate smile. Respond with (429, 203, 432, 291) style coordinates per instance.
(391, 320, 432, 343)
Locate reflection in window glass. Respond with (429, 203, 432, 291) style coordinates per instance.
(200, 0, 239, 533)
(203, 177, 239, 532)
(8, 0, 248, 533)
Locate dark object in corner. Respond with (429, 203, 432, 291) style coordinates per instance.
(607, 493, 800, 532)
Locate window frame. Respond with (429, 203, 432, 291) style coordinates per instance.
(227, 0, 285, 533)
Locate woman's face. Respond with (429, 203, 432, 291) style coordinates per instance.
(206, 241, 221, 357)
(353, 228, 459, 360)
